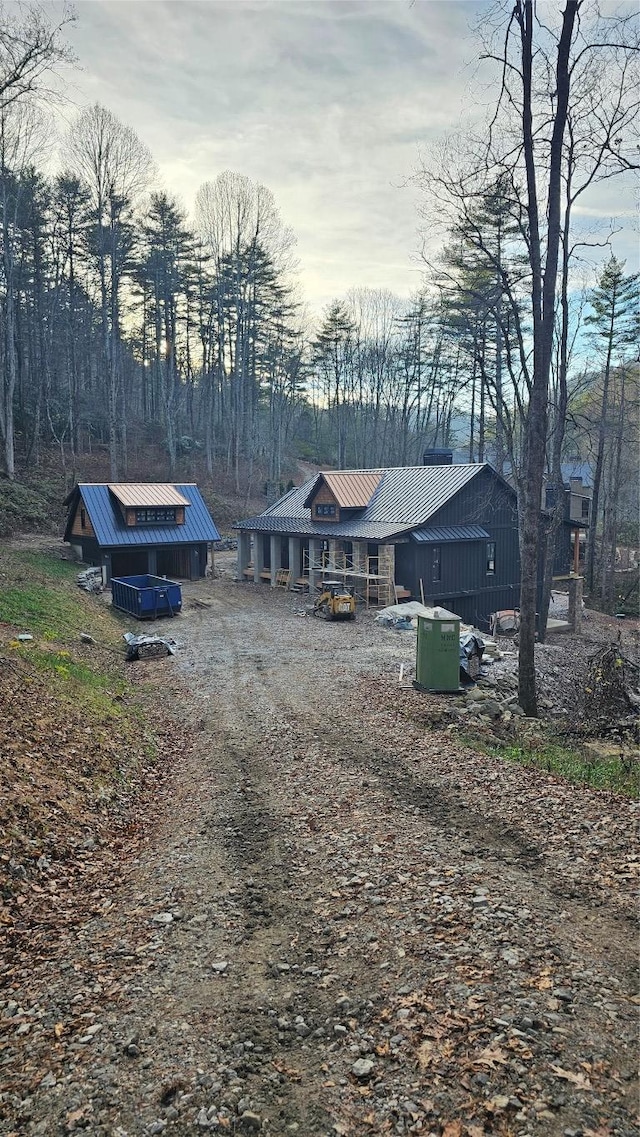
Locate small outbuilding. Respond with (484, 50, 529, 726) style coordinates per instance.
(64, 482, 220, 584)
(235, 457, 522, 627)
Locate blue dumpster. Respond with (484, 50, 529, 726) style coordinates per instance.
(111, 575, 182, 620)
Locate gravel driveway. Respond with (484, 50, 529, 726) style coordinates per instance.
(1, 575, 637, 1137)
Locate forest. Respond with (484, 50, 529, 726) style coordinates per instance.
(0, 3, 638, 656)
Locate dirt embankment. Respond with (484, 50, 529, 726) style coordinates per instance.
(1, 573, 638, 1137)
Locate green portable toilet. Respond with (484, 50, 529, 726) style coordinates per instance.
(416, 607, 461, 692)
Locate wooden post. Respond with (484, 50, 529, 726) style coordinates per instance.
(568, 575, 583, 634)
(573, 527, 580, 575)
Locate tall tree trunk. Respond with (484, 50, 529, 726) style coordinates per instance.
(516, 0, 578, 717)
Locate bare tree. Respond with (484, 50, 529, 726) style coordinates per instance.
(418, 0, 638, 714)
(0, 2, 73, 111)
(64, 104, 154, 478)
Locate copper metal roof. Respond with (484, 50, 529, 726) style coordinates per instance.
(108, 484, 191, 509)
(322, 471, 382, 508)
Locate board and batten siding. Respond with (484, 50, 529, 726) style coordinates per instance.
(396, 469, 520, 626)
(70, 501, 96, 538)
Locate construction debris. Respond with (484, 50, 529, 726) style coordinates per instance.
(123, 632, 177, 662)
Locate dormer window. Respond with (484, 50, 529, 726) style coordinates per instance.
(315, 504, 336, 517)
(135, 508, 177, 524)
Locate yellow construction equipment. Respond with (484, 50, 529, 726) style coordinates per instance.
(313, 580, 356, 621)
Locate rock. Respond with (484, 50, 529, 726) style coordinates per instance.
(151, 912, 174, 925)
(211, 961, 229, 973)
(79, 633, 95, 644)
(238, 1112, 262, 1132)
(352, 1057, 375, 1079)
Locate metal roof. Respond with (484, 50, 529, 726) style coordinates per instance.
(237, 515, 405, 540)
(236, 464, 489, 540)
(412, 524, 490, 543)
(68, 484, 220, 547)
(303, 471, 382, 509)
(108, 483, 190, 508)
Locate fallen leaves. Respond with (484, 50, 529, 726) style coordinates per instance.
(550, 1063, 593, 1089)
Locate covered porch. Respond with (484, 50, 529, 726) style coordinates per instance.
(236, 532, 411, 607)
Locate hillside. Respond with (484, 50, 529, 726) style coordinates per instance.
(0, 447, 282, 540)
(0, 546, 187, 964)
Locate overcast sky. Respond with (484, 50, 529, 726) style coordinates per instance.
(53, 0, 637, 315)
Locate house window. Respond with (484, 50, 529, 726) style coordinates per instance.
(320, 539, 330, 567)
(545, 487, 557, 509)
(315, 503, 336, 517)
(135, 508, 177, 524)
(432, 545, 441, 582)
(581, 499, 590, 519)
(486, 541, 496, 575)
(80, 508, 86, 529)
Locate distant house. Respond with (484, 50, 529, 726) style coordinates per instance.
(235, 454, 521, 627)
(64, 483, 220, 583)
(544, 462, 592, 576)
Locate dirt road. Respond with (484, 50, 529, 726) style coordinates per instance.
(1, 577, 638, 1136)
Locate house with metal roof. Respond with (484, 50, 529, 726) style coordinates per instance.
(63, 483, 220, 583)
(235, 457, 521, 627)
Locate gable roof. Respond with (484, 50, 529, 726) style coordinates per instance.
(236, 464, 499, 539)
(64, 483, 220, 548)
(108, 483, 190, 509)
(302, 471, 382, 510)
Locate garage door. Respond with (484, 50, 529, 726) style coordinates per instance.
(111, 550, 150, 578)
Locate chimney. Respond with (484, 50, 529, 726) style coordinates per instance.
(423, 448, 453, 466)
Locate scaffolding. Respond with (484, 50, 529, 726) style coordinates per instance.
(304, 551, 397, 608)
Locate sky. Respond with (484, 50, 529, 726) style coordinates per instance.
(47, 0, 638, 316)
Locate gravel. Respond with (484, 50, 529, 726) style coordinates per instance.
(0, 574, 637, 1136)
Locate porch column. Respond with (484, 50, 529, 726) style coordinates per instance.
(288, 537, 301, 590)
(237, 531, 251, 580)
(308, 538, 321, 596)
(328, 538, 339, 571)
(252, 531, 264, 583)
(378, 543, 395, 581)
(270, 535, 279, 587)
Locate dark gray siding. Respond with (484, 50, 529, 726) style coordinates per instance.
(394, 468, 521, 628)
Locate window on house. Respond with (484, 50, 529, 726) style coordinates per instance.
(80, 508, 86, 529)
(135, 508, 177, 524)
(432, 545, 441, 582)
(581, 499, 590, 519)
(315, 503, 336, 517)
(342, 540, 354, 569)
(486, 541, 496, 575)
(545, 487, 557, 509)
(320, 539, 330, 567)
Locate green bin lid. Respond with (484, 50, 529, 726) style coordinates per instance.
(418, 606, 461, 622)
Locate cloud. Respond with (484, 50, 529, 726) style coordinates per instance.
(53, 0, 637, 314)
